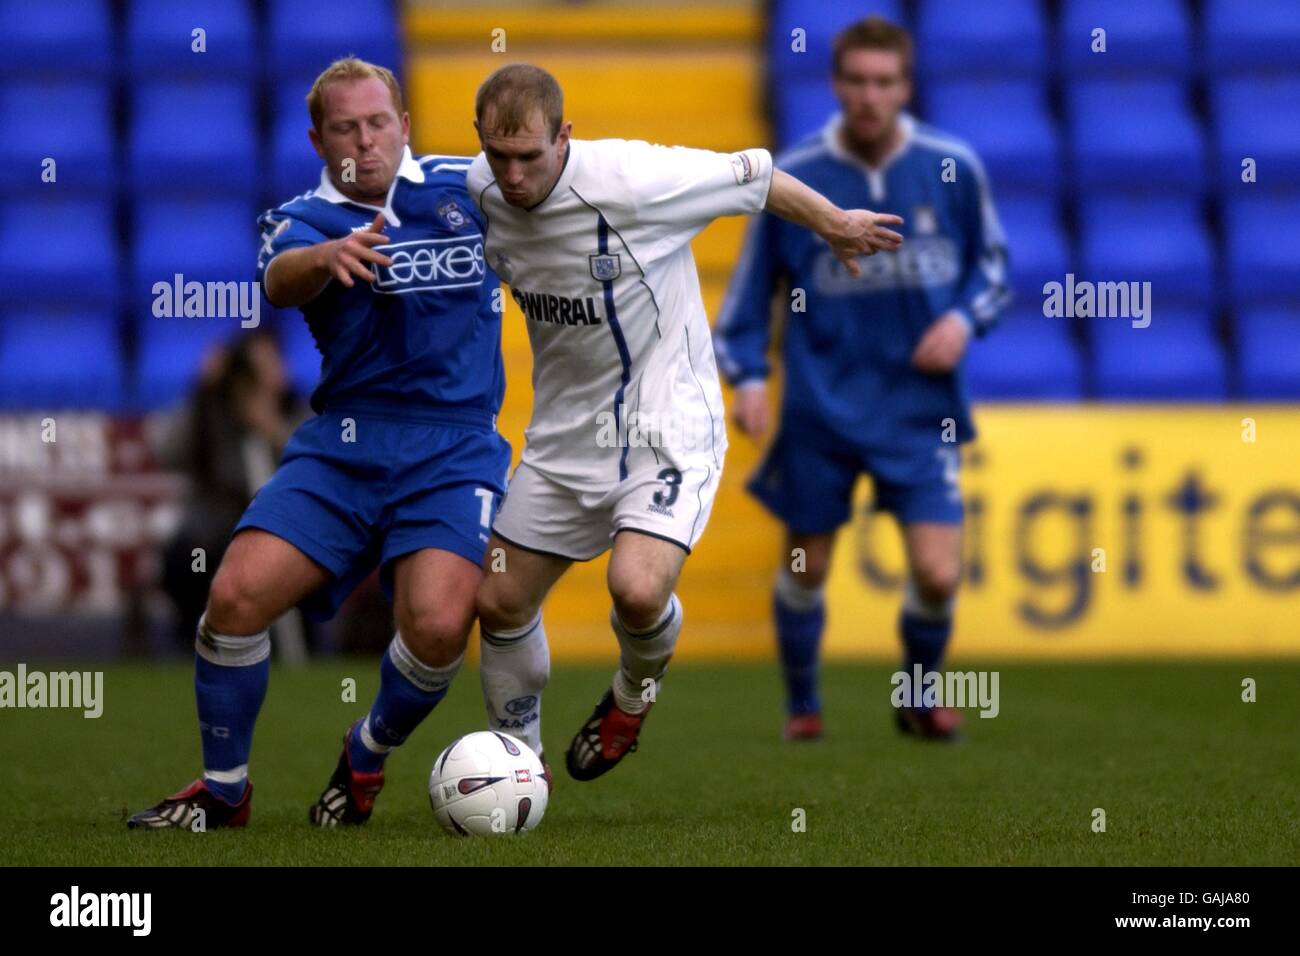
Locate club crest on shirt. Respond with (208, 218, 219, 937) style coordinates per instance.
(589, 253, 621, 282)
(438, 201, 467, 229)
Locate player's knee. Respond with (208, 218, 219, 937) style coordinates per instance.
(475, 581, 537, 633)
(397, 605, 471, 667)
(205, 567, 272, 636)
(911, 561, 961, 605)
(609, 577, 670, 631)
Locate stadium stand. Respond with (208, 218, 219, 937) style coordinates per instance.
(0, 0, 1297, 412)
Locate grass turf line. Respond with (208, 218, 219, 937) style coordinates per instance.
(1, 661, 1296, 866)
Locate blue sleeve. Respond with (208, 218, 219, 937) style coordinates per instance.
(256, 206, 328, 286)
(948, 157, 1012, 337)
(713, 212, 785, 386)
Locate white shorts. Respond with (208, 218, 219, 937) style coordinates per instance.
(491, 458, 722, 561)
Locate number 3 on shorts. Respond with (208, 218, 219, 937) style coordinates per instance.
(653, 468, 682, 507)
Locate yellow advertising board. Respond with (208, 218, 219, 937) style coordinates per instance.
(827, 406, 1300, 659)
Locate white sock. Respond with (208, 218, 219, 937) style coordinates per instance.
(610, 593, 682, 715)
(479, 614, 550, 755)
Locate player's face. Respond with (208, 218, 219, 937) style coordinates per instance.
(833, 48, 911, 148)
(477, 109, 572, 209)
(309, 77, 410, 204)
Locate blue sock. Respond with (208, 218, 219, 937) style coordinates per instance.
(774, 580, 824, 716)
(194, 619, 270, 805)
(348, 635, 461, 774)
(899, 610, 952, 709)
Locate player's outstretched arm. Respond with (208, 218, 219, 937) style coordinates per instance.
(264, 212, 394, 307)
(763, 169, 904, 279)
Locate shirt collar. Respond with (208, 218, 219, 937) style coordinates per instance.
(822, 111, 915, 174)
(312, 145, 424, 225)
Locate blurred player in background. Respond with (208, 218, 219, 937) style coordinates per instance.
(715, 17, 1010, 741)
(466, 64, 903, 781)
(129, 58, 512, 829)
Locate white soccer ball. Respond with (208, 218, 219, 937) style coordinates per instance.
(428, 731, 548, 836)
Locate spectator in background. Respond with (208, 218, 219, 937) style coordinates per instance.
(158, 330, 309, 647)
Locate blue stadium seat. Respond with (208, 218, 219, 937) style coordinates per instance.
(126, 0, 255, 79)
(1212, 78, 1300, 192)
(915, 0, 1047, 79)
(131, 200, 257, 317)
(265, 0, 401, 81)
(1058, 0, 1191, 77)
(1225, 198, 1300, 304)
(1078, 198, 1213, 306)
(768, 0, 905, 82)
(963, 309, 1085, 400)
(773, 77, 839, 150)
(1067, 81, 1205, 195)
(0, 0, 112, 78)
(134, 320, 243, 410)
(1205, 0, 1300, 74)
(0, 312, 125, 409)
(0, 83, 115, 196)
(270, 84, 325, 203)
(996, 197, 1069, 304)
(1236, 309, 1300, 400)
(128, 83, 258, 198)
(1090, 311, 1228, 400)
(0, 200, 119, 310)
(924, 81, 1061, 197)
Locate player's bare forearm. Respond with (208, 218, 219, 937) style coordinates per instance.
(763, 168, 905, 279)
(264, 212, 393, 307)
(263, 245, 333, 308)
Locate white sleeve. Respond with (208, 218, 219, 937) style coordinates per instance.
(614, 141, 774, 266)
(466, 152, 493, 210)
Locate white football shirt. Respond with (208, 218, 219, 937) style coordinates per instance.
(468, 139, 773, 491)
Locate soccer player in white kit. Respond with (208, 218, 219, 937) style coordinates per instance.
(467, 64, 904, 781)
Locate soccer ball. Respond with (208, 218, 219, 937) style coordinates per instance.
(428, 731, 548, 836)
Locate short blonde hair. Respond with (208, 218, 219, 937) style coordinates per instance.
(306, 56, 404, 130)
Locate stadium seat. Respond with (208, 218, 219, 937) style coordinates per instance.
(131, 200, 258, 317)
(1077, 198, 1213, 306)
(924, 81, 1061, 197)
(270, 84, 325, 203)
(1225, 198, 1300, 304)
(963, 308, 1085, 400)
(0, 0, 112, 78)
(1066, 80, 1205, 195)
(0, 312, 125, 409)
(0, 200, 119, 310)
(0, 83, 115, 196)
(1058, 0, 1192, 77)
(265, 0, 401, 82)
(1212, 78, 1300, 192)
(128, 82, 258, 198)
(1205, 0, 1300, 74)
(126, 0, 255, 79)
(1090, 310, 1228, 400)
(1235, 309, 1300, 400)
(768, 0, 905, 81)
(915, 0, 1047, 79)
(773, 77, 839, 149)
(996, 197, 1070, 305)
(134, 320, 244, 410)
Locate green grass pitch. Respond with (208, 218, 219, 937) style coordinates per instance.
(2, 660, 1297, 866)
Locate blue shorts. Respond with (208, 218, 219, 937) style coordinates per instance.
(747, 419, 963, 535)
(234, 408, 511, 621)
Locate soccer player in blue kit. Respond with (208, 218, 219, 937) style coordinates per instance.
(715, 18, 1011, 741)
(129, 59, 513, 829)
